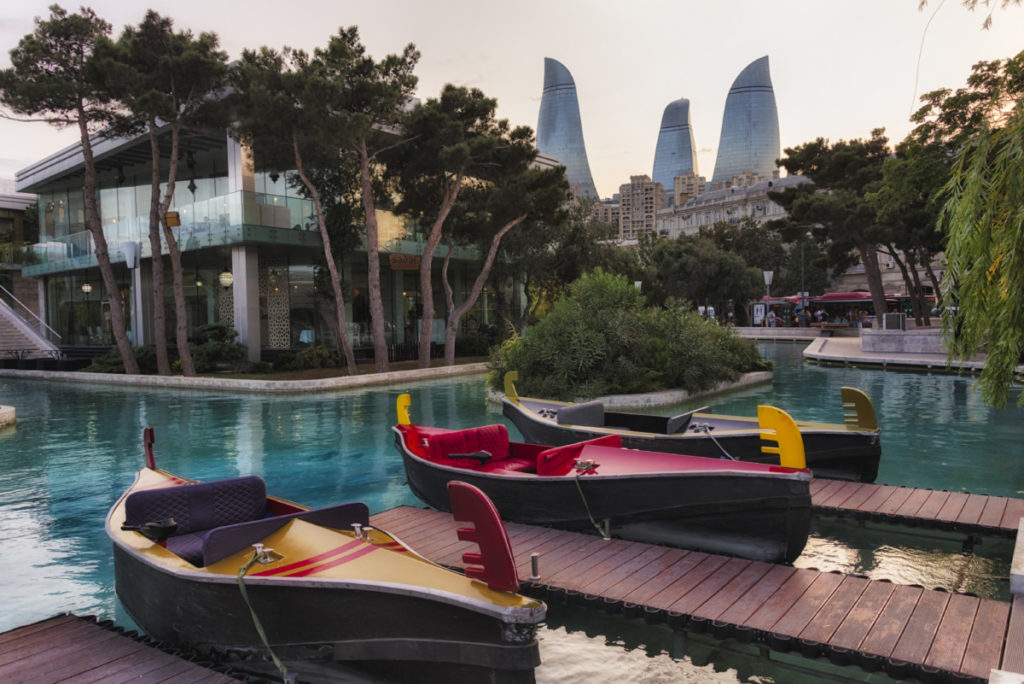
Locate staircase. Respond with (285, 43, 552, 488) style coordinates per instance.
(0, 298, 58, 360)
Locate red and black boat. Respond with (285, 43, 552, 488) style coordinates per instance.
(393, 396, 812, 563)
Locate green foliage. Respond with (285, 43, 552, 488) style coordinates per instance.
(489, 270, 765, 399)
(86, 344, 169, 374)
(190, 323, 245, 373)
(940, 107, 1024, 408)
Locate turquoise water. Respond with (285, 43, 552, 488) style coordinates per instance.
(0, 342, 1020, 682)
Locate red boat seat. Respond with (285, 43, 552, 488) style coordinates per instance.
(428, 425, 510, 468)
(476, 456, 536, 474)
(537, 434, 623, 476)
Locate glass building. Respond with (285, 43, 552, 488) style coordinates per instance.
(652, 98, 698, 205)
(710, 56, 781, 186)
(536, 58, 599, 200)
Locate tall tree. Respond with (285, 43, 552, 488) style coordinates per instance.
(0, 5, 138, 373)
(311, 27, 419, 373)
(441, 165, 568, 364)
(388, 85, 521, 368)
(104, 11, 228, 376)
(231, 46, 359, 374)
(770, 129, 891, 319)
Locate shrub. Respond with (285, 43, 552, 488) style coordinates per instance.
(190, 323, 245, 373)
(489, 270, 766, 399)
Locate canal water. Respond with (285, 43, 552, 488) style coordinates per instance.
(0, 341, 1020, 682)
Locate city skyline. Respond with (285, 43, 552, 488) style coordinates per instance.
(2, 0, 1022, 198)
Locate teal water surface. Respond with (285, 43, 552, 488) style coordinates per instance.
(0, 342, 1020, 682)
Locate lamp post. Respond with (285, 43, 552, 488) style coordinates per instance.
(763, 270, 773, 299)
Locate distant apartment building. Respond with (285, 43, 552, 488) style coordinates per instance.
(591, 198, 620, 228)
(672, 172, 707, 207)
(619, 175, 664, 240)
(656, 174, 807, 238)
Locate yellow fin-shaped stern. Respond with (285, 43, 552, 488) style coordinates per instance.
(397, 393, 412, 425)
(758, 405, 807, 470)
(841, 387, 878, 430)
(503, 371, 520, 403)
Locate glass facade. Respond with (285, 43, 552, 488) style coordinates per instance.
(536, 58, 599, 200)
(652, 98, 698, 206)
(710, 56, 781, 186)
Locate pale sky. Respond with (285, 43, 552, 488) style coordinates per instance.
(1, 0, 1022, 198)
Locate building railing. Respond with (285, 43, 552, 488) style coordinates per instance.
(23, 190, 315, 268)
(0, 283, 61, 345)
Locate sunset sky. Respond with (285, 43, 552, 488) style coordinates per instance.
(2, 0, 1022, 197)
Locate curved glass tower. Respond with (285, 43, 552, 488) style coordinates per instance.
(652, 98, 698, 204)
(710, 56, 781, 186)
(537, 58, 599, 200)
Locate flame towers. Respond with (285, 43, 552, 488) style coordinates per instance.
(710, 56, 781, 186)
(537, 58, 599, 200)
(652, 98, 698, 202)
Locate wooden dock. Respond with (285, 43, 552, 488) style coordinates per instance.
(0, 614, 238, 683)
(371, 505, 1024, 683)
(811, 479, 1024, 536)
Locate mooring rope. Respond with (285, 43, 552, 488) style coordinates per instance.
(691, 423, 738, 460)
(573, 461, 609, 539)
(237, 549, 292, 684)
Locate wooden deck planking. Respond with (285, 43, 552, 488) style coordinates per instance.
(1003, 596, 1024, 674)
(875, 486, 915, 515)
(1000, 498, 1024, 530)
(913, 490, 953, 521)
(923, 593, 979, 672)
(893, 487, 933, 518)
(935, 491, 970, 523)
(854, 485, 900, 512)
(960, 597, 1010, 679)
(978, 496, 1009, 528)
(816, 481, 862, 508)
(0, 615, 236, 684)
(955, 493, 988, 526)
(370, 506, 1016, 680)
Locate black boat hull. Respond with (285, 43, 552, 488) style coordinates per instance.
(394, 434, 811, 564)
(113, 544, 540, 683)
(503, 399, 880, 483)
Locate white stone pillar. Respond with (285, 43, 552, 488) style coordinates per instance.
(231, 245, 261, 363)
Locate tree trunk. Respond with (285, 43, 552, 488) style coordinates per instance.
(160, 123, 195, 376)
(923, 254, 943, 312)
(442, 215, 525, 365)
(886, 245, 924, 326)
(417, 175, 462, 368)
(358, 139, 388, 373)
(78, 110, 138, 374)
(908, 251, 931, 326)
(147, 121, 171, 375)
(293, 134, 358, 375)
(856, 240, 888, 327)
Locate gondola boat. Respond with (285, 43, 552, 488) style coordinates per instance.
(500, 372, 881, 483)
(393, 395, 812, 563)
(106, 428, 546, 684)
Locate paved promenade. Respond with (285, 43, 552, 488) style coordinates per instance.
(802, 335, 990, 372)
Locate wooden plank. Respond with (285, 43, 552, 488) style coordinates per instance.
(817, 481, 862, 508)
(650, 555, 731, 611)
(977, 496, 1009, 529)
(519, 533, 613, 580)
(542, 539, 647, 590)
(960, 598, 1010, 678)
(558, 541, 660, 593)
(620, 552, 711, 607)
(744, 568, 819, 632)
(954, 494, 988, 526)
(596, 548, 691, 604)
(809, 478, 832, 497)
(889, 589, 950, 664)
(859, 585, 923, 657)
(934, 491, 969, 523)
(690, 561, 774, 621)
(576, 545, 674, 597)
(769, 571, 846, 637)
(1000, 498, 1024, 530)
(875, 487, 915, 516)
(716, 565, 797, 625)
(667, 558, 750, 615)
(913, 490, 952, 521)
(923, 593, 979, 672)
(0, 617, 98, 659)
(1002, 596, 1024, 674)
(855, 485, 900, 513)
(893, 487, 933, 518)
(0, 615, 78, 647)
(811, 479, 846, 503)
(798, 575, 869, 643)
(837, 483, 878, 511)
(829, 579, 897, 650)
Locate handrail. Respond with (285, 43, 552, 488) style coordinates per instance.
(0, 283, 62, 343)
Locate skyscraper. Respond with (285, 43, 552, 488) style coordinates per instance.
(652, 98, 698, 205)
(537, 58, 599, 200)
(710, 56, 781, 187)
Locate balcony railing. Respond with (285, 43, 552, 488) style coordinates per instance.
(23, 190, 315, 269)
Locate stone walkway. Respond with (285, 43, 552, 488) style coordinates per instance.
(802, 336, 992, 372)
